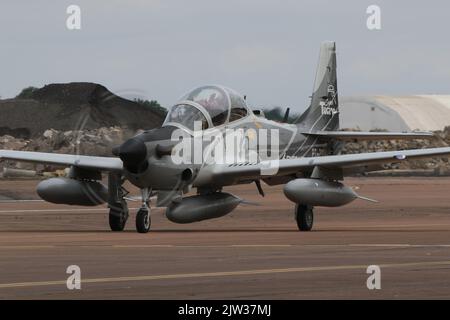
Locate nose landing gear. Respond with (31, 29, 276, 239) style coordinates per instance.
(136, 188, 152, 233)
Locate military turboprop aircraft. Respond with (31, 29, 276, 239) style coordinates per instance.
(1, 41, 450, 233)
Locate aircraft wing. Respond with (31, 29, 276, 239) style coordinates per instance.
(303, 131, 434, 141)
(197, 147, 450, 185)
(0, 150, 123, 172)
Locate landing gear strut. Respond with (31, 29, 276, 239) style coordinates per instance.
(295, 204, 314, 231)
(108, 173, 129, 232)
(136, 188, 151, 233)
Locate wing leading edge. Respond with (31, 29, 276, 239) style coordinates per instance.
(0, 150, 123, 172)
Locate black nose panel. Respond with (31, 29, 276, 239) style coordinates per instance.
(118, 138, 147, 166)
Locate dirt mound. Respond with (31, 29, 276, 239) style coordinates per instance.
(0, 82, 165, 138)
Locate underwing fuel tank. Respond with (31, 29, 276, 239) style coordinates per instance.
(283, 178, 357, 207)
(37, 177, 108, 206)
(166, 193, 241, 224)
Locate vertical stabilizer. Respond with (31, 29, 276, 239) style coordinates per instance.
(296, 41, 339, 132)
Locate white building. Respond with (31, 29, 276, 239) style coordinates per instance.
(340, 95, 450, 131)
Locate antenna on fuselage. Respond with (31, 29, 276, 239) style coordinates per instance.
(282, 107, 290, 123)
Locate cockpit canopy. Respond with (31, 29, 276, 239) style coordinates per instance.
(163, 85, 249, 131)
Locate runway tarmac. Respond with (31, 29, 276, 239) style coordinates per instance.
(0, 177, 450, 299)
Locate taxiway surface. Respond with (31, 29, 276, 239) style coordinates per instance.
(0, 177, 449, 299)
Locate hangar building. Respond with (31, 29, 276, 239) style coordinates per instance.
(339, 95, 450, 132)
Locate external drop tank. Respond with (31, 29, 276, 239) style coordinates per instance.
(283, 178, 358, 207)
(166, 192, 241, 224)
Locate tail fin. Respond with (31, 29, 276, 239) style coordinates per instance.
(296, 41, 339, 132)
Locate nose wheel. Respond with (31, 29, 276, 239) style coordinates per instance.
(136, 208, 151, 233)
(136, 188, 152, 233)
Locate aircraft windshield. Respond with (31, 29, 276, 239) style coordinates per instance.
(165, 104, 208, 131)
(165, 85, 249, 130)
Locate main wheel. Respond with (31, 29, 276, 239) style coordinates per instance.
(136, 208, 151, 233)
(295, 204, 314, 231)
(109, 206, 128, 232)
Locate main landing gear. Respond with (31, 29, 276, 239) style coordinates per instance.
(136, 188, 151, 233)
(295, 204, 314, 231)
(107, 173, 151, 233)
(109, 200, 129, 231)
(108, 173, 129, 232)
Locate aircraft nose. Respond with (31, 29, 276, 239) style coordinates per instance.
(116, 138, 147, 167)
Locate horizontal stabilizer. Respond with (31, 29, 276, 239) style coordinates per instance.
(302, 131, 434, 141)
